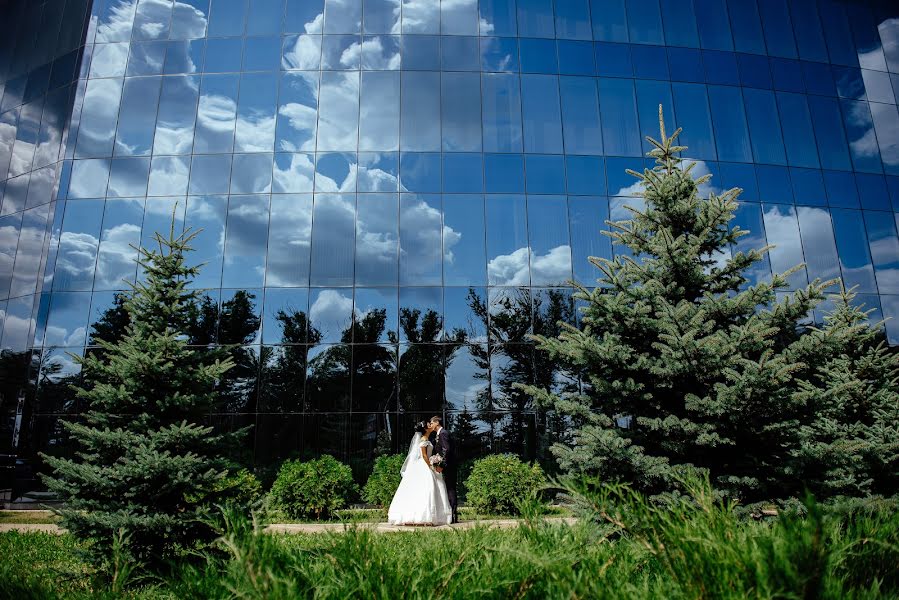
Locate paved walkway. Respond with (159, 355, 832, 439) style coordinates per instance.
(1, 517, 577, 535)
(266, 517, 577, 534)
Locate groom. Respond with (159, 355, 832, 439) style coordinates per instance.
(429, 416, 458, 524)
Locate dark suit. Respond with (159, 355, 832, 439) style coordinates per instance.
(434, 427, 458, 523)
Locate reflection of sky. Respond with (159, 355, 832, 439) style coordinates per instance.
(7, 0, 899, 361)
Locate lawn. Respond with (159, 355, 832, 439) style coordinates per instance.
(0, 510, 60, 525)
(1, 493, 896, 599)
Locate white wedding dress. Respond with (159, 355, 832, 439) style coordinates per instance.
(387, 433, 453, 525)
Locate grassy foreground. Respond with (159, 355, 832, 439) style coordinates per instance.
(1, 488, 897, 599)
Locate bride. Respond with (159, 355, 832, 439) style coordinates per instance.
(387, 420, 453, 526)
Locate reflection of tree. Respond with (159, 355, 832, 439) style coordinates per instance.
(187, 294, 219, 345)
(88, 291, 222, 347)
(88, 293, 129, 345)
(89, 289, 265, 413)
(398, 308, 465, 412)
(467, 288, 576, 458)
(215, 291, 262, 412)
(306, 308, 399, 412)
(447, 404, 481, 461)
(260, 308, 320, 412)
(0, 350, 36, 456)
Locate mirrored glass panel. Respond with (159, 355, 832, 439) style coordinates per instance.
(486, 194, 529, 286)
(399, 193, 442, 286)
(311, 193, 355, 286)
(356, 193, 398, 286)
(267, 194, 312, 287)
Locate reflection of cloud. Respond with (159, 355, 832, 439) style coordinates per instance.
(0, 112, 16, 173)
(75, 78, 123, 157)
(148, 156, 188, 196)
(273, 153, 315, 193)
(266, 195, 312, 286)
(172, 0, 209, 37)
(3, 313, 33, 350)
(487, 246, 528, 285)
(609, 177, 644, 198)
(9, 208, 49, 297)
(56, 232, 99, 283)
(222, 197, 269, 281)
(0, 221, 19, 281)
(845, 101, 880, 158)
(317, 72, 359, 150)
(442, 222, 462, 265)
(95, 222, 141, 289)
(399, 196, 445, 279)
(197, 93, 237, 134)
(153, 76, 200, 154)
(277, 102, 318, 151)
(277, 71, 319, 152)
(401, 0, 439, 33)
(69, 159, 110, 198)
(310, 289, 353, 332)
(531, 245, 572, 284)
(356, 225, 397, 270)
(797, 207, 840, 281)
(762, 206, 805, 282)
(134, 0, 175, 39)
(353, 36, 401, 69)
(93, 0, 138, 42)
(440, 0, 479, 34)
(869, 236, 899, 293)
(281, 34, 322, 69)
(871, 103, 899, 169)
(357, 164, 398, 191)
(90, 42, 129, 78)
(879, 19, 899, 68)
(44, 324, 87, 348)
(851, 126, 880, 158)
(486, 245, 573, 286)
(235, 114, 276, 152)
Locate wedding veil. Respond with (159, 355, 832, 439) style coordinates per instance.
(399, 432, 423, 478)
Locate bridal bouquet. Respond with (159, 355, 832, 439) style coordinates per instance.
(429, 454, 445, 468)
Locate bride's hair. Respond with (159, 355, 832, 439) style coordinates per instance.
(414, 421, 429, 435)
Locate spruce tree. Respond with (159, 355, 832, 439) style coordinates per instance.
(788, 286, 899, 499)
(40, 218, 245, 571)
(521, 111, 832, 503)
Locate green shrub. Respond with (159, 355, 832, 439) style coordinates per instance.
(465, 454, 546, 516)
(456, 458, 476, 502)
(217, 468, 264, 507)
(362, 454, 406, 506)
(269, 455, 358, 520)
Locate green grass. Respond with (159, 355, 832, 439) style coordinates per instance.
(1, 483, 896, 599)
(0, 511, 60, 525)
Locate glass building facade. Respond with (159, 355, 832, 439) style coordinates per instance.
(2, 0, 899, 492)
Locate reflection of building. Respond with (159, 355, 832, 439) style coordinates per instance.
(1, 0, 899, 496)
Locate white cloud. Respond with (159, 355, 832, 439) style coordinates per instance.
(401, 0, 440, 33)
(762, 206, 806, 280)
(310, 289, 353, 336)
(281, 34, 322, 70)
(272, 153, 315, 193)
(531, 245, 572, 285)
(93, 0, 138, 43)
(55, 231, 100, 283)
(95, 221, 141, 290)
(488, 246, 529, 286)
(172, 0, 209, 37)
(317, 72, 360, 151)
(75, 78, 124, 157)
